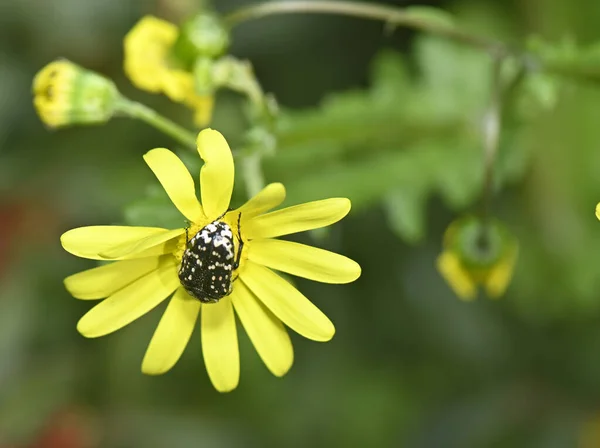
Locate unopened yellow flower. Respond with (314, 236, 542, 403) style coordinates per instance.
(123, 16, 214, 126)
(436, 216, 518, 301)
(33, 59, 119, 128)
(61, 128, 361, 392)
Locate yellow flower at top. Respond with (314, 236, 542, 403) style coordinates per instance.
(436, 216, 518, 301)
(61, 128, 361, 392)
(123, 16, 214, 126)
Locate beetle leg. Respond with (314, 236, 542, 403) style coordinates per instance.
(233, 212, 244, 270)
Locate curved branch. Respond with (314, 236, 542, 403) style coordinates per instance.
(224, 1, 511, 55)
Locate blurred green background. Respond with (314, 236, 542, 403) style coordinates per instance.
(4, 0, 600, 447)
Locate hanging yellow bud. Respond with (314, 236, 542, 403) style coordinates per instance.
(123, 16, 192, 101)
(123, 15, 220, 127)
(32, 59, 120, 128)
(436, 216, 518, 300)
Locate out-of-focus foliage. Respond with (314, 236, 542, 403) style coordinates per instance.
(7, 0, 600, 447)
(266, 37, 535, 242)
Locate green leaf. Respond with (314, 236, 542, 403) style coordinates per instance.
(495, 128, 533, 185)
(527, 35, 600, 83)
(516, 72, 561, 119)
(369, 50, 411, 103)
(123, 184, 185, 229)
(282, 148, 426, 209)
(269, 44, 530, 244)
(384, 185, 428, 244)
(415, 35, 491, 117)
(431, 139, 484, 208)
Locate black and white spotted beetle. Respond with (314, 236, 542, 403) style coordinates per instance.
(178, 213, 243, 303)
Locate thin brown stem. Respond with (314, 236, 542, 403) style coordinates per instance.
(480, 54, 504, 225)
(225, 1, 513, 56)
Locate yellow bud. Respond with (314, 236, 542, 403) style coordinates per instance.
(437, 216, 518, 300)
(436, 251, 477, 301)
(32, 60, 120, 128)
(123, 16, 189, 98)
(123, 16, 216, 127)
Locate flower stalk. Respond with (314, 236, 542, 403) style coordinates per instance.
(116, 98, 197, 149)
(241, 152, 266, 198)
(480, 53, 504, 228)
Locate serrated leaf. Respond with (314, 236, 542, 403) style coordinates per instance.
(282, 148, 427, 209)
(270, 44, 530, 243)
(431, 140, 484, 208)
(416, 35, 491, 117)
(495, 128, 533, 185)
(369, 50, 411, 103)
(517, 72, 561, 119)
(384, 185, 428, 244)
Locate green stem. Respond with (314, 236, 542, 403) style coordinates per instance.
(241, 152, 265, 197)
(116, 98, 197, 149)
(224, 1, 511, 55)
(229, 1, 600, 85)
(480, 54, 504, 226)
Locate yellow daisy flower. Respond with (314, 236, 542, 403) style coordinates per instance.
(61, 128, 361, 392)
(436, 216, 518, 300)
(32, 59, 119, 128)
(123, 16, 214, 126)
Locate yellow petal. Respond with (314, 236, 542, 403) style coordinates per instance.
(77, 257, 178, 337)
(123, 16, 177, 93)
(231, 282, 293, 377)
(187, 94, 215, 127)
(240, 261, 335, 341)
(64, 257, 161, 300)
(484, 243, 518, 298)
(244, 198, 350, 240)
(248, 239, 361, 284)
(235, 183, 286, 219)
(61, 226, 171, 261)
(142, 288, 201, 375)
(99, 228, 184, 259)
(436, 252, 477, 300)
(595, 202, 600, 221)
(162, 71, 194, 102)
(201, 296, 239, 392)
(143, 148, 205, 223)
(197, 129, 234, 220)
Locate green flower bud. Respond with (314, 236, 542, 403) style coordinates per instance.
(172, 12, 230, 67)
(33, 59, 120, 128)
